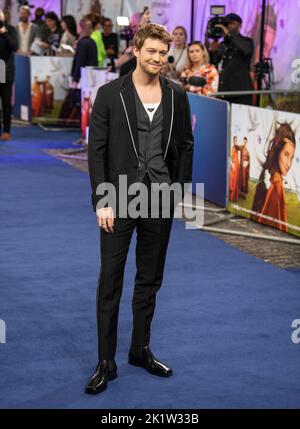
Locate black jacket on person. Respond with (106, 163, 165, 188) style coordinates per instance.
(102, 32, 119, 58)
(119, 56, 136, 76)
(71, 36, 98, 82)
(214, 32, 254, 103)
(88, 71, 194, 212)
(0, 25, 18, 82)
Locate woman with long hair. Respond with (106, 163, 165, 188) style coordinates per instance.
(162, 26, 188, 80)
(251, 123, 296, 232)
(180, 41, 219, 95)
(59, 15, 77, 55)
(40, 11, 62, 54)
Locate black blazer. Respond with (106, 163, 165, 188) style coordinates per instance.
(0, 25, 18, 83)
(71, 36, 98, 83)
(88, 71, 194, 211)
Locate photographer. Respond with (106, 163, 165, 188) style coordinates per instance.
(208, 13, 254, 105)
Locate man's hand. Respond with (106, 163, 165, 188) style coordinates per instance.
(209, 40, 220, 52)
(0, 27, 7, 34)
(106, 48, 115, 57)
(96, 207, 115, 233)
(214, 24, 229, 36)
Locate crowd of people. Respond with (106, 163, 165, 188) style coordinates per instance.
(0, 4, 254, 141)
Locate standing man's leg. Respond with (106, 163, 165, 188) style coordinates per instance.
(86, 216, 136, 394)
(128, 186, 175, 377)
(0, 82, 13, 141)
(131, 215, 173, 348)
(97, 217, 136, 360)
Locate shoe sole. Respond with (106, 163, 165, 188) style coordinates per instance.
(85, 371, 118, 395)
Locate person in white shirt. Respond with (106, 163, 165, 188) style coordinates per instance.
(15, 5, 38, 55)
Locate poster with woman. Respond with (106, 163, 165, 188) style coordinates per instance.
(229, 103, 300, 237)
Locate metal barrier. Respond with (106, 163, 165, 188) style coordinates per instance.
(208, 89, 300, 97)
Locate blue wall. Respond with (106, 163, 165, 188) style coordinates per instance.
(188, 93, 229, 207)
(14, 55, 32, 122)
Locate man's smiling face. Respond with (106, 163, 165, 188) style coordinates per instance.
(134, 38, 169, 76)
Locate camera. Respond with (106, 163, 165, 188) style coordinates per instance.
(119, 27, 134, 43)
(17, 0, 34, 7)
(205, 5, 227, 39)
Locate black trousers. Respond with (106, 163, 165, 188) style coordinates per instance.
(96, 175, 175, 360)
(0, 82, 13, 134)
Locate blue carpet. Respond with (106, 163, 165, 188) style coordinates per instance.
(286, 268, 300, 279)
(0, 127, 300, 409)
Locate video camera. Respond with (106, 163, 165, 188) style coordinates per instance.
(206, 5, 228, 39)
(116, 16, 134, 47)
(17, 0, 34, 8)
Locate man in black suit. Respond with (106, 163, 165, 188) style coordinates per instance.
(86, 23, 194, 394)
(211, 13, 254, 105)
(0, 9, 18, 141)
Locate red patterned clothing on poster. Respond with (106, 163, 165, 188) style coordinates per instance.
(257, 171, 288, 232)
(44, 81, 54, 112)
(181, 64, 219, 95)
(82, 97, 92, 138)
(31, 81, 43, 117)
(239, 146, 250, 194)
(229, 146, 240, 202)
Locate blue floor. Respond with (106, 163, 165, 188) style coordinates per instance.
(0, 127, 300, 409)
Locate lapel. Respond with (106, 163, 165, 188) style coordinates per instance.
(120, 71, 174, 160)
(120, 71, 139, 160)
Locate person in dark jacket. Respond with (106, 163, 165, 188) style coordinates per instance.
(85, 23, 194, 395)
(102, 17, 119, 59)
(71, 17, 98, 87)
(0, 9, 18, 141)
(210, 13, 254, 105)
(39, 11, 62, 55)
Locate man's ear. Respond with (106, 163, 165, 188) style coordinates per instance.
(132, 46, 140, 58)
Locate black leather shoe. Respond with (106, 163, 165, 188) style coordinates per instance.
(85, 360, 117, 394)
(128, 346, 173, 377)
